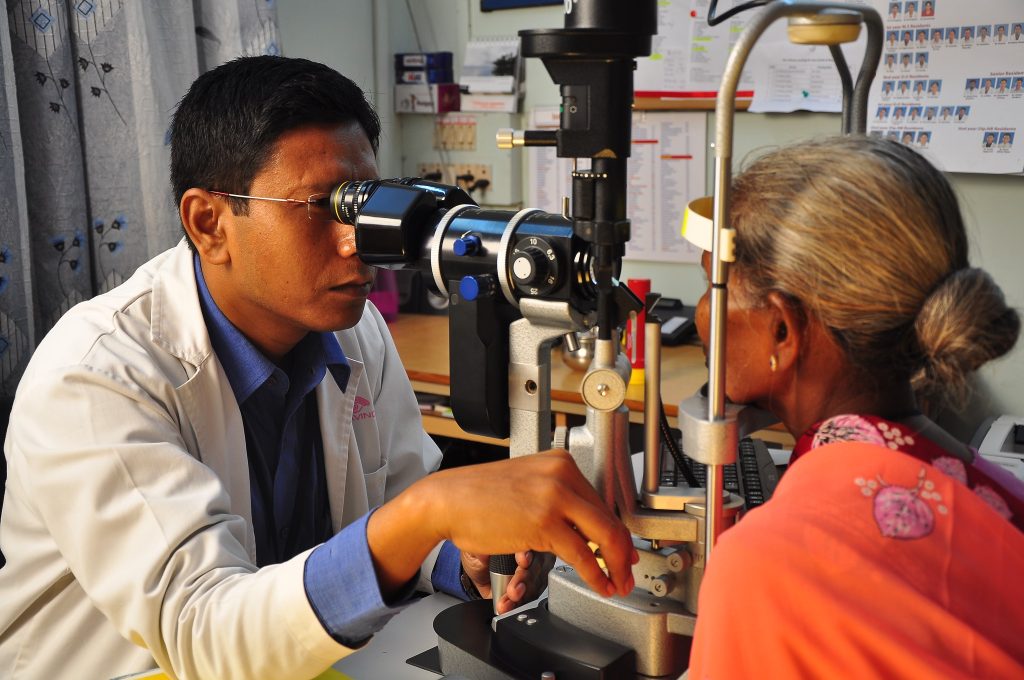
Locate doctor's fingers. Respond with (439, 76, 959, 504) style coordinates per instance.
(495, 552, 534, 610)
(532, 452, 638, 596)
(495, 564, 532, 614)
(543, 516, 635, 599)
(503, 551, 548, 599)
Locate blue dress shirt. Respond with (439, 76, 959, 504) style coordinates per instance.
(193, 258, 468, 645)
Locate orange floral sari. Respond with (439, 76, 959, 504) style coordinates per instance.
(690, 416, 1024, 679)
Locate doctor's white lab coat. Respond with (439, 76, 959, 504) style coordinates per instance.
(0, 241, 442, 679)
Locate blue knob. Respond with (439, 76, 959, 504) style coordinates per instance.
(453, 234, 482, 256)
(459, 275, 480, 301)
(459, 274, 495, 302)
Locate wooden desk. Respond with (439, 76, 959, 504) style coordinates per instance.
(390, 314, 709, 444)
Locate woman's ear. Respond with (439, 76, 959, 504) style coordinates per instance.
(180, 188, 231, 265)
(765, 291, 804, 373)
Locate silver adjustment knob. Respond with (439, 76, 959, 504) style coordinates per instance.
(552, 426, 568, 451)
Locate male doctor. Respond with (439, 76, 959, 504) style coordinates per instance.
(0, 56, 635, 680)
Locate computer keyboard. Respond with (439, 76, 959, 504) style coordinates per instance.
(675, 437, 781, 511)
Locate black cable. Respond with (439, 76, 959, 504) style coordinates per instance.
(664, 437, 678, 487)
(707, 0, 771, 26)
(660, 401, 700, 487)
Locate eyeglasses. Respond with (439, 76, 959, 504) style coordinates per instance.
(207, 190, 333, 222)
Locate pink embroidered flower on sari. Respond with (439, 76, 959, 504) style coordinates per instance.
(873, 484, 935, 538)
(973, 485, 1013, 520)
(857, 467, 943, 539)
(932, 456, 968, 484)
(798, 414, 1024, 533)
(812, 415, 887, 449)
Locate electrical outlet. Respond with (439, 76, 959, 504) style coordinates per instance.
(449, 163, 492, 194)
(416, 162, 445, 182)
(414, 163, 492, 194)
(402, 113, 522, 205)
(433, 114, 477, 151)
(455, 120, 476, 150)
(402, 113, 521, 205)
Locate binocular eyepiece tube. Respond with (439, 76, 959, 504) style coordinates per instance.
(326, 177, 600, 314)
(329, 179, 386, 226)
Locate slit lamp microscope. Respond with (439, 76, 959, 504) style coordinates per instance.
(330, 1, 882, 676)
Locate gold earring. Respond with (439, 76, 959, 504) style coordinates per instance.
(769, 355, 778, 372)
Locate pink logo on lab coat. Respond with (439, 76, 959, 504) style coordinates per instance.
(353, 396, 376, 421)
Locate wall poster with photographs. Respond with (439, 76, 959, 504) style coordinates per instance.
(868, 0, 1024, 174)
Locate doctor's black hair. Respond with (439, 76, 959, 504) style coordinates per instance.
(169, 55, 381, 243)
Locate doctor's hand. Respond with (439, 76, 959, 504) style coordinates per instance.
(460, 551, 492, 599)
(367, 449, 637, 603)
(495, 550, 557, 614)
(461, 550, 557, 614)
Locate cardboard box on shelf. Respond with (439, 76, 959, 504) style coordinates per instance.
(396, 68, 453, 85)
(394, 83, 460, 114)
(459, 92, 520, 113)
(394, 51, 453, 72)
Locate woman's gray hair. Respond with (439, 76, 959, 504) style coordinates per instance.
(729, 135, 1019, 407)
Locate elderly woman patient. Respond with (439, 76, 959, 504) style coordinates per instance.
(688, 136, 1023, 678)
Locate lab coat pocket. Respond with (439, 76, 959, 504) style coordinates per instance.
(363, 461, 389, 509)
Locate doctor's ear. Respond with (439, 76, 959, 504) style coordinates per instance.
(180, 188, 231, 264)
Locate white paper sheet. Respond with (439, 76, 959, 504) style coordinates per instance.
(749, 38, 868, 113)
(459, 38, 519, 94)
(636, 0, 757, 97)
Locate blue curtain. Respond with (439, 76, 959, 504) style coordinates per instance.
(0, 0, 282, 398)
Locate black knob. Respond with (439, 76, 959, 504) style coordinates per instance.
(510, 236, 561, 297)
(511, 246, 549, 286)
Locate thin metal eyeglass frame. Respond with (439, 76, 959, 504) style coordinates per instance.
(207, 190, 331, 221)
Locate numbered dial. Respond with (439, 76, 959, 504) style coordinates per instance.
(510, 236, 560, 296)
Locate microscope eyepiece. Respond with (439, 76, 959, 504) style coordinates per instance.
(327, 177, 477, 227)
(329, 179, 382, 225)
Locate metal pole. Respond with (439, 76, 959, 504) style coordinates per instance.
(642, 320, 662, 496)
(706, 0, 882, 557)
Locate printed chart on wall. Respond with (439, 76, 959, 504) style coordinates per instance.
(528, 108, 707, 264)
(635, 0, 758, 101)
(867, 0, 1024, 173)
(635, 0, 853, 108)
